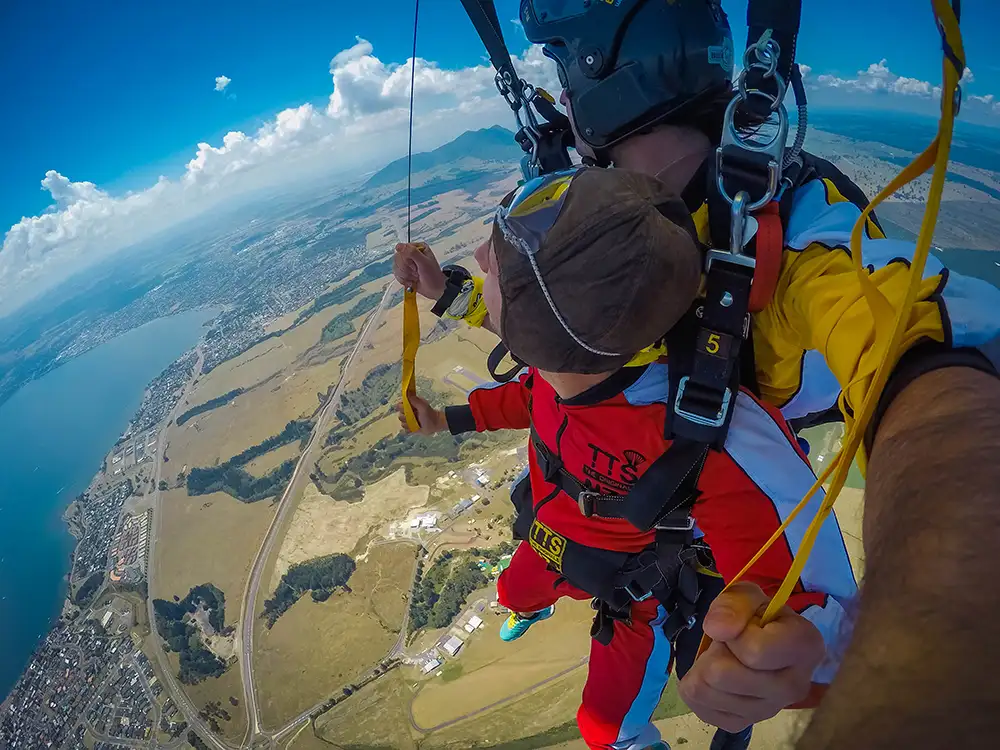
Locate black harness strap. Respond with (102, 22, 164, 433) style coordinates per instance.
(459, 0, 522, 105)
(743, 0, 802, 121)
(487, 341, 526, 383)
(530, 427, 629, 519)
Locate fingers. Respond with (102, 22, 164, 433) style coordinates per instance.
(392, 244, 420, 287)
(726, 610, 826, 672)
(395, 401, 421, 433)
(679, 642, 802, 731)
(394, 243, 445, 299)
(701, 582, 770, 643)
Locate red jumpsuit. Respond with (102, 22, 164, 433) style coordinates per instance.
(444, 363, 856, 750)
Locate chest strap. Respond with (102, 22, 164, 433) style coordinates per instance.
(530, 427, 707, 533)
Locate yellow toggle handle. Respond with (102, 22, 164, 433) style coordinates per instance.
(400, 243, 426, 433)
(698, 0, 965, 655)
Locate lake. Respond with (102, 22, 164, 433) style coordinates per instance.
(0, 308, 214, 702)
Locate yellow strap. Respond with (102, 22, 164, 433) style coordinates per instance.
(402, 287, 421, 432)
(401, 243, 428, 432)
(700, 0, 964, 649)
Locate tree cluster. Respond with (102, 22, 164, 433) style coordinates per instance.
(187, 730, 210, 750)
(74, 571, 104, 607)
(186, 419, 311, 502)
(262, 553, 357, 628)
(175, 389, 244, 426)
(321, 291, 384, 342)
(335, 361, 401, 425)
(153, 583, 229, 684)
(338, 429, 480, 486)
(408, 551, 488, 632)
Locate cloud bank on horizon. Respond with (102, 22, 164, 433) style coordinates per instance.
(0, 37, 997, 317)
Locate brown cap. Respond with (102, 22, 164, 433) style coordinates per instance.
(492, 167, 702, 374)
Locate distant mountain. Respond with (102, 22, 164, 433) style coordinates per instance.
(364, 126, 519, 189)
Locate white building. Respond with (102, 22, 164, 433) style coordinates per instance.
(468, 615, 484, 629)
(442, 635, 463, 657)
(422, 658, 442, 674)
(101, 611, 113, 629)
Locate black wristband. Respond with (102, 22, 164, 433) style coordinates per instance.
(865, 340, 998, 455)
(431, 265, 473, 318)
(445, 405, 477, 435)
(431, 279, 464, 317)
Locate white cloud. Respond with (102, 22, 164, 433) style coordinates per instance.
(970, 93, 995, 105)
(812, 60, 995, 107)
(815, 59, 941, 99)
(1, 40, 557, 314)
(214, 75, 231, 92)
(798, 64, 812, 80)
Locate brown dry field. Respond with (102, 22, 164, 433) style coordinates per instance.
(254, 541, 418, 730)
(245, 442, 302, 478)
(152, 488, 274, 629)
(166, 353, 342, 471)
(420, 667, 589, 749)
(313, 669, 418, 750)
(179, 660, 248, 744)
(268, 467, 430, 589)
(410, 597, 594, 730)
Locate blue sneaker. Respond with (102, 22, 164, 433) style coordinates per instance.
(710, 725, 752, 750)
(499, 606, 555, 641)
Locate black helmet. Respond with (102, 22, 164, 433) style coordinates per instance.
(520, 0, 734, 152)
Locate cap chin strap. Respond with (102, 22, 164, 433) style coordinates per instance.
(525, 251, 622, 359)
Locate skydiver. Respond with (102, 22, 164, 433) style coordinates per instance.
(397, 167, 856, 750)
(395, 1, 1000, 746)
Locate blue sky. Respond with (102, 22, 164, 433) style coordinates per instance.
(1, 0, 999, 314)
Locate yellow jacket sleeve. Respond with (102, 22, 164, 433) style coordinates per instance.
(753, 177, 1000, 423)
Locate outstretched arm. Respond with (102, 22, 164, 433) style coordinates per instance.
(797, 366, 1000, 748)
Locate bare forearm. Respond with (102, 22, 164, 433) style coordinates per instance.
(799, 367, 1000, 749)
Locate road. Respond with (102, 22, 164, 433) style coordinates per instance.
(407, 657, 590, 733)
(144, 347, 236, 750)
(238, 282, 397, 747)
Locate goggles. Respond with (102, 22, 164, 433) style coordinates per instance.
(494, 166, 622, 359)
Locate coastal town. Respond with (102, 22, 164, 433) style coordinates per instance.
(0, 342, 201, 748)
(0, 615, 160, 749)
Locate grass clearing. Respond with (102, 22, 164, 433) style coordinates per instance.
(153, 488, 274, 629)
(313, 670, 418, 750)
(246, 442, 302, 478)
(410, 597, 594, 731)
(418, 667, 588, 750)
(179, 659, 248, 744)
(254, 542, 418, 730)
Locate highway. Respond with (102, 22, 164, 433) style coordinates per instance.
(237, 282, 397, 747)
(144, 347, 237, 750)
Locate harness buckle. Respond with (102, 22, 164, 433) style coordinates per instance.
(577, 490, 598, 518)
(623, 581, 654, 603)
(674, 376, 733, 429)
(655, 515, 696, 533)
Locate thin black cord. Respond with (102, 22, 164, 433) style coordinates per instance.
(406, 0, 420, 244)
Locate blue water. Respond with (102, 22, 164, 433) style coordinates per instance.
(0, 308, 213, 701)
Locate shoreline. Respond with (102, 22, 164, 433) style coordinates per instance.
(0, 311, 215, 706)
